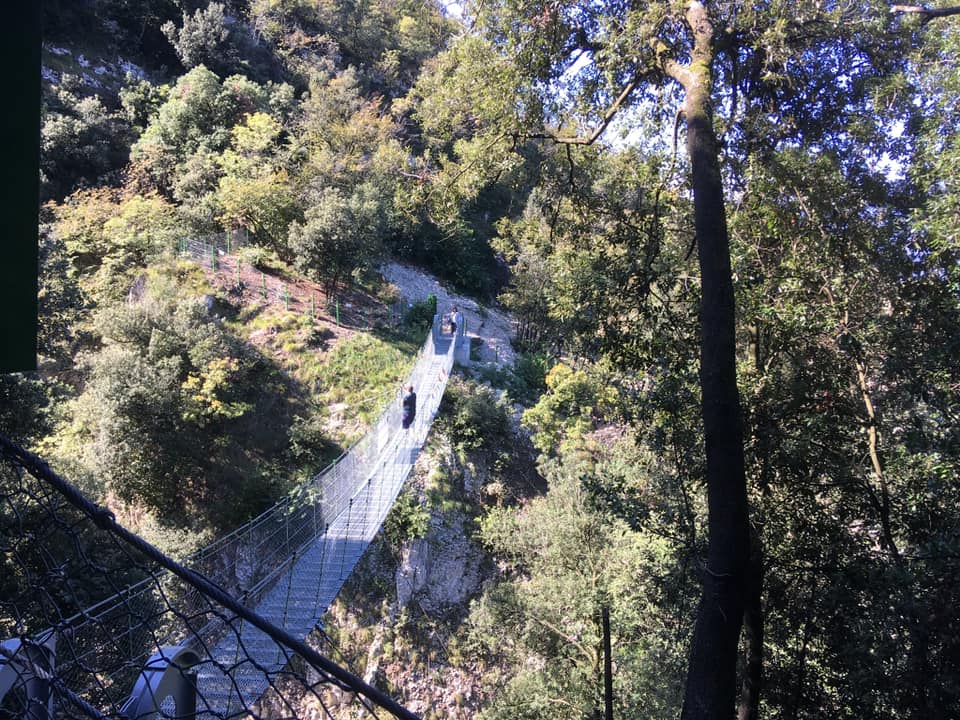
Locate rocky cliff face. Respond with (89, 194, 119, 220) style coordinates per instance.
(282, 263, 541, 719)
(396, 440, 486, 615)
(292, 412, 538, 720)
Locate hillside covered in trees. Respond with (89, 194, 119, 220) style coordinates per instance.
(3, 0, 960, 718)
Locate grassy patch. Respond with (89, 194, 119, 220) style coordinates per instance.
(234, 306, 328, 378)
(314, 333, 419, 437)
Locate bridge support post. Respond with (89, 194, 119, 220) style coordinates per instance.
(453, 326, 471, 367)
(120, 645, 201, 720)
(0, 634, 56, 720)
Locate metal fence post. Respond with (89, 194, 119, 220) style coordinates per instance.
(340, 499, 353, 579)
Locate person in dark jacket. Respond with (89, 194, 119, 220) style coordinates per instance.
(401, 385, 417, 429)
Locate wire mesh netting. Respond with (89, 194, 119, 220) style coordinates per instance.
(176, 235, 411, 329)
(1, 318, 456, 719)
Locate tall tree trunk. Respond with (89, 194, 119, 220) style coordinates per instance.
(676, 3, 751, 718)
(737, 530, 764, 720)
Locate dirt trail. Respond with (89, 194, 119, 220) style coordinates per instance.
(195, 251, 516, 367)
(380, 263, 516, 367)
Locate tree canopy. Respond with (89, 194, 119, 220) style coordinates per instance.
(17, 1, 960, 718)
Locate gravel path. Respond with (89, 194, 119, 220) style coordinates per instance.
(380, 263, 516, 367)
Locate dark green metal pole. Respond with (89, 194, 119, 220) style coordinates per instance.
(603, 606, 613, 720)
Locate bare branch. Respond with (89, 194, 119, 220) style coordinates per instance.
(891, 4, 960, 22)
(522, 73, 645, 146)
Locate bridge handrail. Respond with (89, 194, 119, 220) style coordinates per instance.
(31, 316, 454, 710)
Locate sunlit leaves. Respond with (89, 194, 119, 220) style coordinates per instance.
(182, 357, 253, 426)
(53, 189, 180, 302)
(471, 454, 688, 719)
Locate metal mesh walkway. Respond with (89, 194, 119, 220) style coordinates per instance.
(1, 318, 456, 719)
(194, 329, 454, 715)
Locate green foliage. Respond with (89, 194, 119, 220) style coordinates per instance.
(294, 69, 408, 251)
(249, 0, 455, 96)
(397, 36, 543, 297)
(162, 3, 233, 74)
(521, 362, 628, 456)
(475, 352, 550, 406)
(911, 24, 960, 296)
(181, 356, 253, 426)
(287, 413, 340, 465)
(513, 353, 548, 395)
(53, 189, 182, 303)
(38, 228, 86, 362)
(235, 244, 273, 270)
(401, 294, 437, 330)
(383, 487, 431, 551)
(409, 35, 527, 150)
(119, 75, 171, 132)
(287, 183, 386, 293)
(723, 141, 960, 717)
(470, 454, 688, 719)
(40, 75, 134, 201)
(69, 268, 290, 527)
(219, 170, 300, 249)
(405, 2, 960, 713)
(437, 378, 510, 453)
(0, 374, 50, 445)
(129, 66, 295, 201)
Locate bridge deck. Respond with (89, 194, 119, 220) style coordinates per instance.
(193, 333, 455, 715)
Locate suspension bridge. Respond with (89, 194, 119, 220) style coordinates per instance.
(0, 312, 464, 719)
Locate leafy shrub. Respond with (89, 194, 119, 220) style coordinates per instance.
(41, 76, 134, 201)
(288, 413, 340, 465)
(162, 3, 232, 74)
(54, 189, 182, 302)
(237, 244, 271, 270)
(475, 352, 550, 405)
(288, 184, 385, 293)
(438, 377, 510, 452)
(513, 352, 549, 394)
(71, 271, 290, 527)
(521, 362, 626, 455)
(402, 294, 437, 329)
(383, 488, 430, 552)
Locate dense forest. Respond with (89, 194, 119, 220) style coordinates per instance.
(2, 0, 959, 718)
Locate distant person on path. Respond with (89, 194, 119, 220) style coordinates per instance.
(402, 385, 417, 429)
(451, 306, 463, 336)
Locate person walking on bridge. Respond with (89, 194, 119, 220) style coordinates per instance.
(401, 385, 417, 429)
(451, 306, 463, 336)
